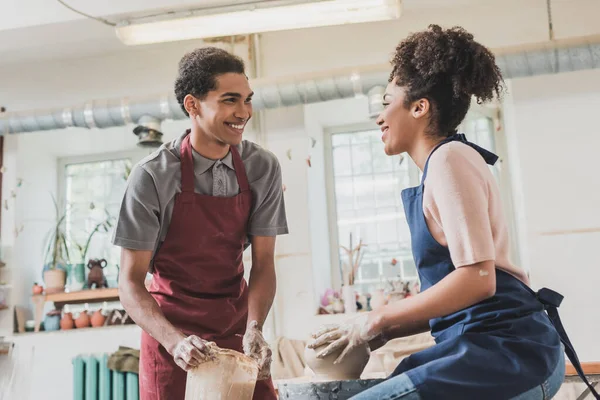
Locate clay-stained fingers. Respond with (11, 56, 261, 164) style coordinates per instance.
(308, 329, 343, 349)
(316, 337, 348, 359)
(257, 347, 272, 380)
(189, 336, 216, 361)
(311, 324, 339, 339)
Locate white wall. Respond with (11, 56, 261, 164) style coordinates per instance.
(502, 69, 600, 361)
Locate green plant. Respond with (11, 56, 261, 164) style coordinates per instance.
(42, 194, 70, 269)
(73, 209, 115, 264)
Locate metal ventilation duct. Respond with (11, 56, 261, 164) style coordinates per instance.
(1, 39, 599, 135)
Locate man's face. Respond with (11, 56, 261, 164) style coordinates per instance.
(192, 73, 254, 146)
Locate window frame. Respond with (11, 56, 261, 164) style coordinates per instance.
(56, 149, 147, 266)
(323, 121, 421, 290)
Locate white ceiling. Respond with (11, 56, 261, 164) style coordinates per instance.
(0, 0, 598, 67)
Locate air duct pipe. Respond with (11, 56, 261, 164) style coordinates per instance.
(1, 36, 599, 135)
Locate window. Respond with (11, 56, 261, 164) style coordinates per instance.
(326, 111, 503, 295)
(326, 127, 420, 296)
(58, 152, 141, 288)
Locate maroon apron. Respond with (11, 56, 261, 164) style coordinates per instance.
(140, 133, 277, 399)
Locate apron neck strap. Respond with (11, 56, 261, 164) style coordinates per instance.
(421, 133, 499, 185)
(180, 133, 195, 193)
(230, 145, 250, 192)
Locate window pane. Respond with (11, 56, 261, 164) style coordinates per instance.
(350, 131, 371, 144)
(351, 143, 372, 175)
(332, 133, 350, 147)
(334, 177, 354, 211)
(332, 146, 352, 177)
(329, 129, 420, 290)
(353, 176, 375, 209)
(64, 158, 132, 288)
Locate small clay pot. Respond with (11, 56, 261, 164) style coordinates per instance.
(75, 311, 91, 328)
(304, 342, 370, 381)
(91, 309, 106, 328)
(60, 312, 75, 330)
(44, 310, 61, 331)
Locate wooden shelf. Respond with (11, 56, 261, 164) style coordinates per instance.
(36, 288, 119, 306)
(31, 288, 120, 333)
(0, 305, 8, 310)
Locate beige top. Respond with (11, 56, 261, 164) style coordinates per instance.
(422, 141, 529, 285)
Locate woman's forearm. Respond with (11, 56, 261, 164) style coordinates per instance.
(370, 261, 496, 335)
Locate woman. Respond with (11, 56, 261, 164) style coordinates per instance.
(308, 25, 598, 400)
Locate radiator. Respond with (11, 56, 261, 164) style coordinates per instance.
(73, 354, 139, 400)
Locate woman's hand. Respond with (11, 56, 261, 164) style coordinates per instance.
(307, 313, 382, 364)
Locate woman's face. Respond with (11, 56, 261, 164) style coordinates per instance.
(376, 79, 427, 156)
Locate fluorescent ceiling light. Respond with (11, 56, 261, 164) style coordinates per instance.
(116, 0, 402, 46)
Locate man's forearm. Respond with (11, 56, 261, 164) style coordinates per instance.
(119, 281, 184, 353)
(246, 264, 276, 330)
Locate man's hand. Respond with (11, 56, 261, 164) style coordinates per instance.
(170, 334, 217, 371)
(243, 320, 272, 380)
(307, 313, 381, 364)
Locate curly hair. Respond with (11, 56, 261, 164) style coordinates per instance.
(390, 24, 504, 136)
(174, 47, 246, 116)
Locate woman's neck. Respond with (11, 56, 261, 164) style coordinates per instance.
(408, 134, 446, 171)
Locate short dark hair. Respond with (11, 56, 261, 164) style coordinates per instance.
(174, 47, 246, 116)
(390, 24, 504, 137)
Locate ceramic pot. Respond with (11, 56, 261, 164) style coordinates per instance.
(75, 311, 91, 328)
(43, 268, 66, 294)
(304, 342, 370, 380)
(44, 310, 61, 331)
(91, 309, 106, 328)
(60, 312, 74, 330)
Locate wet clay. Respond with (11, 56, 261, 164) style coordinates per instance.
(304, 343, 370, 381)
(185, 348, 258, 400)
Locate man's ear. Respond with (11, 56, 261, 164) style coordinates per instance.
(412, 98, 430, 120)
(184, 94, 199, 117)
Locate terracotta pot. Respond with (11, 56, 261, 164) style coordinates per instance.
(32, 283, 43, 295)
(75, 311, 91, 328)
(91, 309, 106, 328)
(60, 312, 74, 330)
(43, 269, 66, 294)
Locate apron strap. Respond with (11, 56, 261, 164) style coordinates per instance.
(421, 133, 499, 184)
(230, 145, 250, 192)
(180, 133, 195, 194)
(538, 288, 600, 399)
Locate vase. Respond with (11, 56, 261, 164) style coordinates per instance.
(91, 309, 106, 328)
(60, 312, 74, 330)
(44, 311, 61, 331)
(342, 285, 357, 314)
(75, 311, 91, 328)
(67, 263, 86, 292)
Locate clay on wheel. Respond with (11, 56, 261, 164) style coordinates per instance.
(304, 342, 370, 380)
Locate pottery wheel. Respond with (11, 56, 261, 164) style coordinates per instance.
(277, 379, 384, 399)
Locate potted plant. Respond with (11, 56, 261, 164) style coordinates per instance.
(42, 195, 70, 294)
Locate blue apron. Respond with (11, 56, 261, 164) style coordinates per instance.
(395, 134, 599, 399)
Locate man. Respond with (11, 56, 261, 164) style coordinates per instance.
(112, 47, 288, 399)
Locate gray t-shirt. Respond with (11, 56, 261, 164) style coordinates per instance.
(111, 131, 289, 260)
